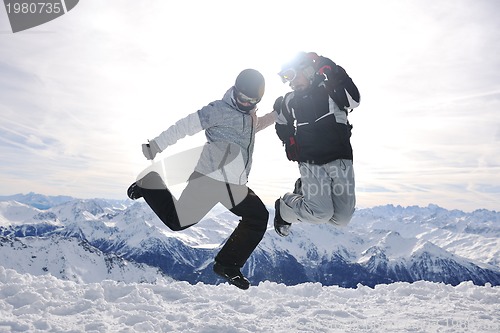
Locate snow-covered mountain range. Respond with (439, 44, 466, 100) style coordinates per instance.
(0, 193, 498, 287)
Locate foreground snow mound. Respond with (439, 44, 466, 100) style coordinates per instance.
(0, 266, 498, 333)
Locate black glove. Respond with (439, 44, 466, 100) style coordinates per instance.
(275, 123, 295, 143)
(316, 56, 336, 75)
(285, 136, 299, 161)
(317, 56, 348, 87)
(273, 96, 284, 115)
(317, 56, 359, 111)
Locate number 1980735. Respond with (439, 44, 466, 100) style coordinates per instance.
(6, 2, 62, 14)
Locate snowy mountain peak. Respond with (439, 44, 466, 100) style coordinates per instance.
(0, 195, 499, 287)
(0, 235, 165, 283)
(0, 192, 74, 209)
(0, 201, 42, 226)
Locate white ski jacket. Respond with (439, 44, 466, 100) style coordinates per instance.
(152, 87, 276, 185)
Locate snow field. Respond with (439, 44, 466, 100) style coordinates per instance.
(0, 266, 498, 333)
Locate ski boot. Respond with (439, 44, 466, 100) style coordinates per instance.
(127, 182, 143, 200)
(293, 178, 302, 195)
(213, 262, 250, 290)
(274, 199, 292, 237)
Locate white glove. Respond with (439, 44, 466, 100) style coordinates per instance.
(142, 140, 161, 160)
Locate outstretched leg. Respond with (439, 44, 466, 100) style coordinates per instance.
(130, 171, 245, 231)
(132, 171, 188, 231)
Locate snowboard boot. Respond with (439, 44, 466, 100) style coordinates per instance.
(213, 262, 250, 290)
(214, 222, 266, 290)
(293, 178, 302, 195)
(127, 182, 143, 200)
(274, 199, 292, 237)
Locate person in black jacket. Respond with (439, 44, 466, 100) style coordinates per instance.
(273, 52, 360, 236)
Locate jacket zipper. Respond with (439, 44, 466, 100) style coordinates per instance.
(241, 113, 254, 183)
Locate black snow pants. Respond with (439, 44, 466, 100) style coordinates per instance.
(137, 171, 269, 268)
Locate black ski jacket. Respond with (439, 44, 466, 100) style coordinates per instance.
(275, 75, 359, 164)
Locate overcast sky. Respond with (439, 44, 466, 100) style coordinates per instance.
(1, 0, 499, 211)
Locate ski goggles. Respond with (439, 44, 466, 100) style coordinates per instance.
(279, 68, 297, 83)
(235, 90, 260, 105)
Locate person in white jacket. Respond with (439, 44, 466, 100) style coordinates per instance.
(127, 69, 276, 289)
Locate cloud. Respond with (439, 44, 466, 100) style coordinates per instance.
(0, 0, 499, 211)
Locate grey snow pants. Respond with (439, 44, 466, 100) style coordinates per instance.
(278, 159, 355, 226)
